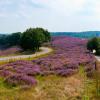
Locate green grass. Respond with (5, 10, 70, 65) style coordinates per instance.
(78, 65, 100, 100)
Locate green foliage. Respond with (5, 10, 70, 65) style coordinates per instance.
(0, 34, 8, 45)
(37, 28, 51, 42)
(87, 37, 99, 51)
(87, 37, 100, 55)
(20, 27, 51, 51)
(6, 32, 21, 46)
(0, 32, 21, 47)
(96, 49, 100, 55)
(0, 27, 51, 51)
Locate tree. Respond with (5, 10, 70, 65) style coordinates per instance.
(35, 28, 51, 42)
(87, 37, 100, 55)
(6, 32, 21, 46)
(96, 49, 100, 55)
(0, 34, 8, 45)
(20, 28, 50, 51)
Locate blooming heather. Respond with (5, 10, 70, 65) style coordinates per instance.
(0, 36, 96, 86)
(33, 36, 96, 75)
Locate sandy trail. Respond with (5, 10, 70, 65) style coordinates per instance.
(95, 56, 100, 62)
(0, 47, 53, 62)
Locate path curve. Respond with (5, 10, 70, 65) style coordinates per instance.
(95, 56, 100, 62)
(0, 47, 53, 62)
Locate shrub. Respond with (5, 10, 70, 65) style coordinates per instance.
(5, 74, 37, 87)
(96, 49, 100, 55)
(87, 37, 100, 55)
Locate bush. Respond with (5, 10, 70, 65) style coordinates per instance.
(87, 37, 100, 55)
(96, 49, 100, 55)
(5, 74, 37, 87)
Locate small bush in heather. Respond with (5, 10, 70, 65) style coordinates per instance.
(56, 69, 76, 77)
(0, 70, 13, 77)
(4, 74, 37, 87)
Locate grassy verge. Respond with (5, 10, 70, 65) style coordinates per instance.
(79, 63, 100, 100)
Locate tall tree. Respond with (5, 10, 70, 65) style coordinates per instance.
(20, 28, 50, 51)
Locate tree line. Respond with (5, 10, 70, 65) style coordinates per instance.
(0, 28, 51, 51)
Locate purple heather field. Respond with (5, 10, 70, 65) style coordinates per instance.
(0, 46, 22, 56)
(0, 36, 96, 86)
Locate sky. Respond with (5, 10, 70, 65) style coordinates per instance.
(0, 0, 100, 33)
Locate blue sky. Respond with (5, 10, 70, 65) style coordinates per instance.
(0, 0, 100, 33)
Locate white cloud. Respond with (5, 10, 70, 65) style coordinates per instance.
(0, 0, 100, 32)
(92, 1, 100, 17)
(30, 0, 86, 15)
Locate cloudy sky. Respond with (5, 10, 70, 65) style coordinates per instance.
(0, 0, 100, 33)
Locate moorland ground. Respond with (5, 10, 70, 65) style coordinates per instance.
(0, 36, 100, 100)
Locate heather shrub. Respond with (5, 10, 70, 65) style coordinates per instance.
(34, 37, 96, 76)
(0, 60, 40, 87)
(4, 74, 37, 87)
(56, 69, 76, 77)
(0, 37, 96, 87)
(0, 70, 13, 77)
(0, 46, 22, 56)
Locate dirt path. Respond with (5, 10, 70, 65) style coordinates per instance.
(0, 47, 53, 62)
(95, 56, 100, 62)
